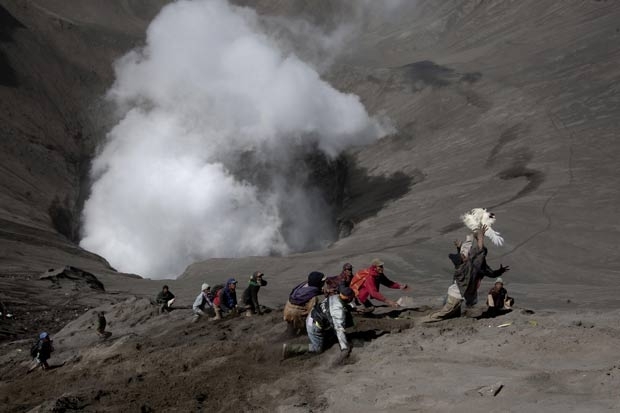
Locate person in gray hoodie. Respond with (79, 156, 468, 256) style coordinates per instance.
(192, 283, 214, 322)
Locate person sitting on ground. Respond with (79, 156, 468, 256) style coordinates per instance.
(426, 226, 510, 322)
(480, 277, 514, 318)
(324, 263, 354, 296)
(156, 285, 175, 313)
(283, 271, 326, 334)
(28, 332, 54, 372)
(351, 258, 409, 312)
(242, 271, 267, 316)
(283, 286, 355, 364)
(192, 283, 214, 323)
(214, 278, 238, 320)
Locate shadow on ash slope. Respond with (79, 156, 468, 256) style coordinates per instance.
(1, 298, 620, 412)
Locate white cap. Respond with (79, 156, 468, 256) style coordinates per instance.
(495, 277, 504, 284)
(201, 283, 210, 291)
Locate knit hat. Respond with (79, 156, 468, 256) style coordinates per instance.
(339, 286, 355, 299)
(494, 277, 504, 284)
(39, 332, 49, 340)
(371, 258, 384, 267)
(307, 271, 326, 287)
(227, 278, 238, 285)
(460, 235, 473, 256)
(201, 283, 210, 291)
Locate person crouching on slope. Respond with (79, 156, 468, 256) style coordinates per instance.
(351, 258, 409, 312)
(214, 278, 238, 320)
(192, 283, 214, 322)
(283, 286, 356, 365)
(283, 271, 326, 334)
(242, 271, 267, 316)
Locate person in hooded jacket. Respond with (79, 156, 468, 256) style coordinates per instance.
(192, 283, 214, 323)
(28, 332, 54, 372)
(283, 271, 325, 334)
(242, 271, 267, 316)
(214, 278, 238, 319)
(323, 263, 354, 296)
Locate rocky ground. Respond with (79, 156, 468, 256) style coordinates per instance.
(1, 284, 619, 412)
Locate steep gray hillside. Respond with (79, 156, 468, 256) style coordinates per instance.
(0, 0, 618, 306)
(182, 0, 620, 309)
(0, 0, 167, 274)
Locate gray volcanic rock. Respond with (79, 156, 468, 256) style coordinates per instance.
(39, 266, 105, 291)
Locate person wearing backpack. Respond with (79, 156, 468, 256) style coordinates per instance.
(28, 332, 54, 372)
(192, 283, 214, 323)
(283, 271, 326, 334)
(351, 258, 409, 312)
(242, 271, 267, 316)
(282, 286, 355, 363)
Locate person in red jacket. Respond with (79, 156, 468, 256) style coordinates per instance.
(351, 258, 409, 312)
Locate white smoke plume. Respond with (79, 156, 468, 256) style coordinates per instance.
(80, 0, 387, 278)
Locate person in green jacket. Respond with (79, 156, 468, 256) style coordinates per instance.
(242, 271, 267, 316)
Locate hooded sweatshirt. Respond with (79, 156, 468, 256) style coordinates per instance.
(288, 272, 324, 306)
(218, 278, 238, 311)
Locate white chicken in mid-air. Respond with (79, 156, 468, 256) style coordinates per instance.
(460, 208, 504, 246)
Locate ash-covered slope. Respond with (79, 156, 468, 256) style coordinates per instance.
(0, 0, 167, 274)
(183, 0, 620, 307)
(1, 0, 619, 300)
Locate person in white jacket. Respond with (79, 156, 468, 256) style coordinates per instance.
(192, 283, 214, 322)
(282, 286, 355, 363)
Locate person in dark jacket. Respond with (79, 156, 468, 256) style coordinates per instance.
(28, 332, 54, 372)
(283, 271, 326, 334)
(453, 226, 509, 307)
(426, 226, 510, 322)
(324, 263, 354, 296)
(478, 277, 514, 319)
(242, 271, 267, 316)
(96, 311, 112, 339)
(214, 278, 238, 319)
(156, 285, 175, 313)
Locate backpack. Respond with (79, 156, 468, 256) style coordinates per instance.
(350, 268, 372, 297)
(29, 339, 40, 358)
(211, 284, 224, 301)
